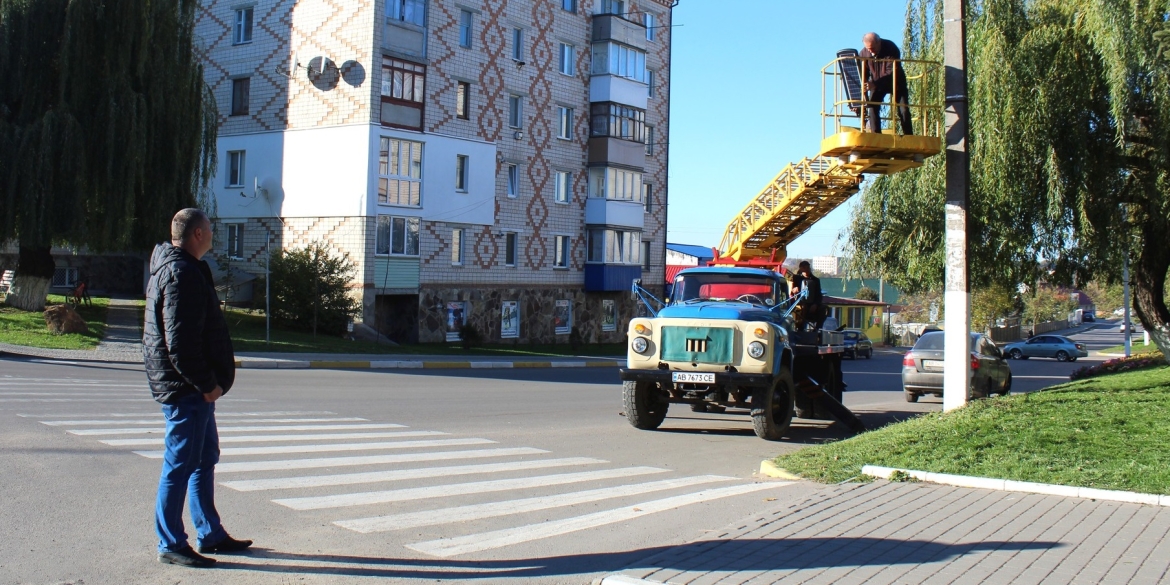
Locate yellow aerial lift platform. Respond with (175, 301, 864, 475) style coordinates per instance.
(715, 53, 944, 265)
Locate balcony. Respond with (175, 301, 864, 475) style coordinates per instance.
(590, 75, 648, 109)
(585, 264, 642, 292)
(588, 136, 646, 168)
(585, 198, 644, 229)
(384, 21, 426, 58)
(592, 13, 646, 50)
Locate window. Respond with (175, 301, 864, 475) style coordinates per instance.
(387, 0, 425, 26)
(512, 28, 524, 61)
(559, 43, 574, 76)
(451, 228, 464, 264)
(230, 78, 250, 116)
(381, 58, 426, 130)
(554, 171, 571, 203)
(643, 182, 652, 211)
(51, 267, 79, 288)
(506, 164, 519, 197)
(590, 42, 647, 82)
(645, 126, 655, 155)
(378, 137, 423, 206)
(562, 0, 576, 13)
(599, 0, 624, 15)
(456, 155, 469, 192)
(504, 233, 517, 266)
(508, 95, 523, 128)
(847, 307, 864, 329)
(554, 236, 570, 268)
(648, 69, 655, 98)
(226, 224, 244, 259)
(375, 215, 420, 256)
(645, 13, 655, 41)
(588, 167, 643, 202)
(234, 7, 253, 44)
(227, 151, 245, 187)
(459, 10, 473, 48)
(456, 81, 470, 119)
(557, 106, 573, 140)
(587, 228, 641, 264)
(642, 240, 651, 269)
(590, 102, 645, 142)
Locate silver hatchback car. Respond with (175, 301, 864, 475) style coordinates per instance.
(902, 332, 1013, 402)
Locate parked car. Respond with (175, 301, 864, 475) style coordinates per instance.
(1002, 335, 1088, 362)
(842, 329, 873, 359)
(902, 331, 1012, 403)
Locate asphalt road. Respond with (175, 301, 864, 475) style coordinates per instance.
(0, 325, 1125, 584)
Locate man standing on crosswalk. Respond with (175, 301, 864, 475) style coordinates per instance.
(143, 208, 252, 568)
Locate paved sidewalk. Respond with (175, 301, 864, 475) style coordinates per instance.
(604, 480, 1170, 585)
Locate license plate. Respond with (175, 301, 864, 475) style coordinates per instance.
(672, 372, 715, 384)
(923, 359, 944, 370)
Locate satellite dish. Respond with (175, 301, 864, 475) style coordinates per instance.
(306, 56, 332, 78)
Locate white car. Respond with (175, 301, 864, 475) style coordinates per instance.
(1114, 308, 1126, 316)
(1119, 321, 1144, 333)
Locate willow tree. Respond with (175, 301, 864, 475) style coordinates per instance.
(0, 0, 217, 311)
(844, 0, 1170, 362)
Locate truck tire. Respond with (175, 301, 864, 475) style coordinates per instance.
(751, 367, 795, 441)
(623, 381, 668, 430)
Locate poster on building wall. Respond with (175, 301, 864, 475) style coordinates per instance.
(602, 300, 616, 332)
(500, 301, 519, 339)
(445, 301, 466, 342)
(554, 299, 572, 335)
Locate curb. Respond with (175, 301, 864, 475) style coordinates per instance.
(594, 576, 663, 585)
(233, 359, 625, 370)
(759, 460, 803, 480)
(862, 465, 1170, 507)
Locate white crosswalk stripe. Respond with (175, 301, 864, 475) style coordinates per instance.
(43, 417, 368, 426)
(21, 410, 338, 418)
(215, 448, 549, 473)
(101, 430, 446, 447)
(406, 482, 794, 557)
(222, 457, 608, 492)
(133, 437, 496, 459)
(335, 475, 737, 533)
(68, 423, 406, 436)
(272, 467, 668, 510)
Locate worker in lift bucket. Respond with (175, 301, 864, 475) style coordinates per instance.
(861, 32, 914, 136)
(790, 261, 826, 331)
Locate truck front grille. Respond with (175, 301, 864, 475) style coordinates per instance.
(661, 326, 733, 363)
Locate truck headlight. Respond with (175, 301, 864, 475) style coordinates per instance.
(632, 337, 650, 354)
(747, 341, 766, 359)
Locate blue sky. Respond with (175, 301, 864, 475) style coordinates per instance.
(665, 1, 908, 260)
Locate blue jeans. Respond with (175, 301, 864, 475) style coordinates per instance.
(155, 394, 228, 553)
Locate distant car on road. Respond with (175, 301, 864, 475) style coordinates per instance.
(1002, 335, 1088, 362)
(902, 331, 1012, 403)
(1119, 321, 1144, 333)
(842, 329, 873, 359)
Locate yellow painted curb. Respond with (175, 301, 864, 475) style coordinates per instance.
(512, 361, 552, 368)
(759, 460, 803, 480)
(424, 361, 471, 368)
(309, 361, 371, 369)
(586, 361, 623, 367)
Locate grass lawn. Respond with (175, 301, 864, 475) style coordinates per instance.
(0, 295, 110, 350)
(774, 365, 1170, 494)
(224, 309, 626, 357)
(1100, 342, 1155, 354)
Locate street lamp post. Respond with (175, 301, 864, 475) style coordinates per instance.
(943, 0, 971, 412)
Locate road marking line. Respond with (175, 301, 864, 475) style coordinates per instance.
(44, 417, 369, 426)
(68, 423, 406, 436)
(102, 430, 446, 446)
(214, 447, 549, 473)
(336, 475, 737, 533)
(0, 398, 260, 403)
(223, 457, 608, 492)
(134, 438, 495, 459)
(1013, 375, 1072, 380)
(0, 392, 142, 396)
(273, 467, 669, 510)
(406, 482, 793, 557)
(0, 383, 144, 387)
(21, 411, 338, 418)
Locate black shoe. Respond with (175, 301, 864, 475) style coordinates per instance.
(158, 546, 217, 568)
(198, 535, 253, 554)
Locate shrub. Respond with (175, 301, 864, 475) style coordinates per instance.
(1070, 352, 1167, 381)
(458, 323, 481, 350)
(855, 286, 879, 302)
(268, 243, 360, 336)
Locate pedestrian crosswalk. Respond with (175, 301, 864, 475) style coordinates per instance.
(14, 386, 795, 559)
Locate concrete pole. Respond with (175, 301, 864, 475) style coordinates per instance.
(943, 0, 971, 411)
(1123, 255, 1131, 357)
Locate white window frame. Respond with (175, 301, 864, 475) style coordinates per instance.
(234, 7, 253, 44)
(226, 223, 245, 259)
(451, 228, 464, 265)
(643, 182, 652, 212)
(375, 215, 421, 256)
(227, 151, 245, 187)
(455, 155, 469, 193)
(562, 0, 576, 13)
(645, 125, 654, 155)
(512, 28, 524, 61)
(554, 235, 570, 268)
(505, 163, 519, 198)
(599, 0, 624, 16)
(456, 81, 470, 119)
(378, 137, 423, 207)
(645, 13, 655, 41)
(508, 95, 524, 128)
(557, 106, 574, 140)
(588, 167, 643, 202)
(648, 69, 655, 98)
(387, 0, 426, 26)
(230, 77, 250, 116)
(590, 42, 648, 83)
(458, 10, 473, 48)
(559, 43, 575, 76)
(554, 171, 571, 204)
(586, 228, 641, 265)
(504, 232, 518, 267)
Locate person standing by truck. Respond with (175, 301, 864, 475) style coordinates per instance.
(790, 261, 825, 331)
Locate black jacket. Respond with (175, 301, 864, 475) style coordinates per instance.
(143, 243, 235, 404)
(860, 38, 907, 88)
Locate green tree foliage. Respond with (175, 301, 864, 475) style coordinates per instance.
(269, 244, 361, 336)
(971, 283, 1019, 331)
(855, 286, 880, 302)
(844, 0, 1170, 362)
(0, 0, 217, 310)
(1024, 287, 1080, 326)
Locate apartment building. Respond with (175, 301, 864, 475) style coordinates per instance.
(195, 0, 673, 343)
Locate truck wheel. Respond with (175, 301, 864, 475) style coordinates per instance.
(751, 367, 795, 441)
(623, 381, 667, 430)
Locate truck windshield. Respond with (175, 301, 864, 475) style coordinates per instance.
(671, 273, 785, 306)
